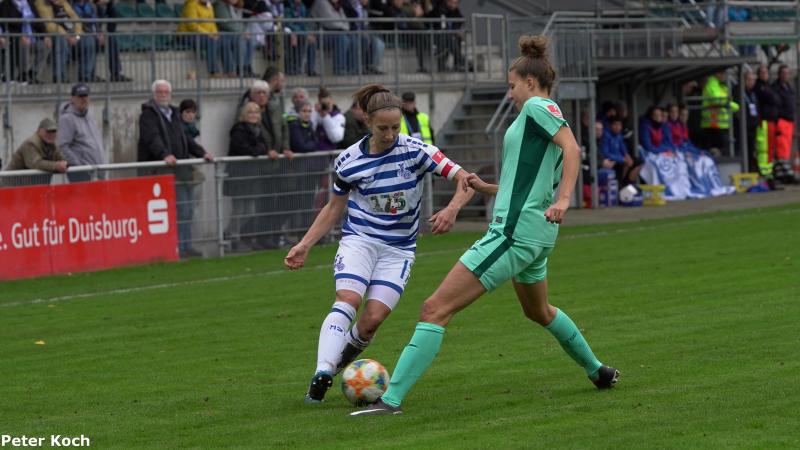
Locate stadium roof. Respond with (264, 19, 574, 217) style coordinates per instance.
(596, 56, 759, 85)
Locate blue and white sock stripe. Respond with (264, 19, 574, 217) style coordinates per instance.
(369, 279, 404, 295)
(348, 328, 370, 349)
(331, 306, 355, 322)
(334, 273, 369, 289)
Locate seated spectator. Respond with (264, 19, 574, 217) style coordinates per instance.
(288, 99, 318, 153)
(178, 0, 222, 78)
(35, 0, 82, 82)
(311, 0, 354, 75)
(341, 100, 368, 148)
(311, 86, 345, 150)
(179, 99, 201, 139)
(225, 101, 272, 251)
(137, 79, 213, 258)
(284, 0, 317, 76)
(666, 103, 703, 155)
(95, 0, 130, 82)
(601, 116, 642, 187)
(4, 118, 66, 185)
(428, 0, 465, 72)
(1, 0, 50, 84)
(343, 0, 384, 74)
(214, 0, 255, 77)
(70, 0, 101, 82)
(57, 83, 105, 183)
(638, 106, 674, 154)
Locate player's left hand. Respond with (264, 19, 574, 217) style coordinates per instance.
(428, 206, 458, 235)
(544, 198, 570, 224)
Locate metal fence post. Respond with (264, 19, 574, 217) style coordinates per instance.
(215, 160, 226, 257)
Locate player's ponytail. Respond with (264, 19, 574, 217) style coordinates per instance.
(353, 84, 402, 118)
(510, 35, 556, 94)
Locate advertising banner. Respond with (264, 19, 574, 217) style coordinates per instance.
(0, 176, 179, 280)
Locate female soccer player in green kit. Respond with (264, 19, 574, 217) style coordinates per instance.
(352, 35, 619, 416)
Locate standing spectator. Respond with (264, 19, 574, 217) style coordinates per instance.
(601, 116, 641, 187)
(288, 99, 318, 153)
(179, 0, 222, 78)
(311, 86, 345, 149)
(262, 66, 291, 158)
(428, 0, 465, 72)
(137, 80, 213, 258)
(95, 0, 130, 82)
(214, 0, 254, 77)
(1, 0, 50, 84)
(286, 87, 309, 116)
(3, 118, 66, 186)
(341, 100, 368, 148)
(35, 0, 82, 83)
(700, 70, 739, 153)
(57, 83, 105, 182)
(773, 65, 795, 163)
(311, 0, 354, 75)
(179, 99, 200, 139)
(755, 64, 781, 177)
(284, 0, 317, 76)
(639, 106, 674, 154)
(739, 70, 759, 171)
(225, 101, 272, 251)
(70, 0, 101, 82)
(383, 0, 427, 73)
(399, 91, 433, 144)
(343, 0, 384, 74)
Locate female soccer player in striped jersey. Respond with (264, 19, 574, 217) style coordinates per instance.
(284, 84, 474, 403)
(353, 36, 619, 416)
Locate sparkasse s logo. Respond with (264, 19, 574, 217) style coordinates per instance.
(147, 183, 169, 234)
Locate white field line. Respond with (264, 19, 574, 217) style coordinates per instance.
(2, 206, 797, 308)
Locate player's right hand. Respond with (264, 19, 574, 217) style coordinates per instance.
(463, 173, 492, 195)
(284, 244, 309, 270)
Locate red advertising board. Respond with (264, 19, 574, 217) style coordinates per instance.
(0, 176, 179, 280)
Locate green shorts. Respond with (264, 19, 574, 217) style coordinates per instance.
(459, 228, 553, 291)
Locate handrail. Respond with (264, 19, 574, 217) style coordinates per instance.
(484, 94, 510, 134)
(0, 151, 342, 178)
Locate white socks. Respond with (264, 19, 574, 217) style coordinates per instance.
(347, 323, 371, 350)
(316, 301, 356, 373)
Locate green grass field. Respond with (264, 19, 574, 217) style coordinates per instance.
(2, 204, 799, 449)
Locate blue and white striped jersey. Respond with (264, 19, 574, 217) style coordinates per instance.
(332, 133, 461, 251)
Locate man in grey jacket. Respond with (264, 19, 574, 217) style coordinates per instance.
(57, 83, 105, 182)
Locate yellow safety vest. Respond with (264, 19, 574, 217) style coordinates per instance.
(701, 76, 739, 130)
(400, 112, 433, 144)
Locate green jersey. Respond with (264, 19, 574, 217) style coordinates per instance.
(489, 96, 566, 247)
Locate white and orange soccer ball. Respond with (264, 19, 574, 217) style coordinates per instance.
(341, 359, 390, 406)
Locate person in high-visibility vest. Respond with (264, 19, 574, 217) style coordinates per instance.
(400, 92, 434, 144)
(701, 70, 739, 153)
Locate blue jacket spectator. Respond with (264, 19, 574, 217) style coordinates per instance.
(639, 106, 674, 154)
(600, 127, 627, 163)
(287, 100, 318, 153)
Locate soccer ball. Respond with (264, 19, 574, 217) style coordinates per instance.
(341, 359, 390, 406)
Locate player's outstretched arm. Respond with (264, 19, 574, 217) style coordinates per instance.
(429, 169, 475, 235)
(545, 126, 581, 224)
(284, 193, 348, 270)
(462, 172, 498, 196)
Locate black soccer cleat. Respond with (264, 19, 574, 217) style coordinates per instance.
(349, 398, 403, 417)
(304, 371, 333, 403)
(591, 365, 620, 390)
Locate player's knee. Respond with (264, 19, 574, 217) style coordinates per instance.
(419, 296, 451, 326)
(335, 290, 361, 309)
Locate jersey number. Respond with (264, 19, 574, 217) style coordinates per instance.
(368, 192, 407, 214)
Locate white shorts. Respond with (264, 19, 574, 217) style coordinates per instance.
(333, 235, 415, 310)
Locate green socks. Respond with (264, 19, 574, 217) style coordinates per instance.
(545, 308, 603, 379)
(381, 322, 445, 407)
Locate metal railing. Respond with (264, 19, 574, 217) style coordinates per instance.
(0, 151, 364, 258)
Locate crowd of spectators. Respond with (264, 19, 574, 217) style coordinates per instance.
(0, 0, 466, 84)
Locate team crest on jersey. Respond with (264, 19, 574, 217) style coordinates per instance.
(546, 104, 563, 118)
(334, 254, 345, 272)
(397, 162, 413, 180)
(360, 175, 375, 184)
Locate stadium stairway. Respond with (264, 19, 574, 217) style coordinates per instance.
(432, 85, 507, 217)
